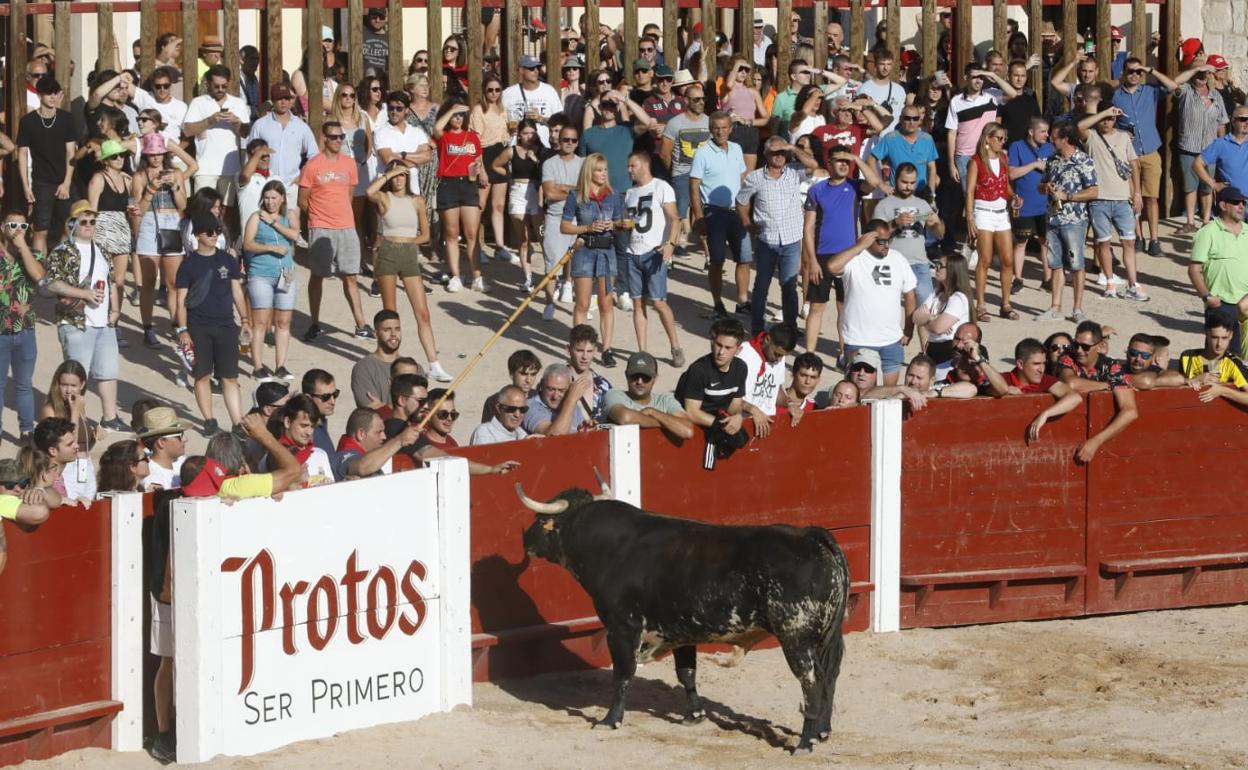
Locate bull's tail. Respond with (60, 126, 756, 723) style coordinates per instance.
(710, 645, 747, 668)
(810, 528, 850, 738)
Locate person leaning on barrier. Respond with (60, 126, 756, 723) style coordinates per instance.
(676, 318, 751, 468)
(1171, 314, 1248, 405)
(941, 323, 1010, 398)
(777, 352, 823, 425)
(524, 364, 593, 436)
(863, 353, 981, 410)
(602, 352, 695, 440)
(1003, 338, 1084, 442)
(0, 458, 54, 531)
(336, 407, 421, 479)
(1055, 320, 1138, 462)
(181, 412, 304, 500)
(480, 349, 541, 425)
(471, 385, 531, 445)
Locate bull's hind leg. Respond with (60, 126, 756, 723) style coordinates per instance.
(816, 628, 846, 742)
(778, 637, 823, 754)
(596, 625, 641, 730)
(673, 645, 705, 724)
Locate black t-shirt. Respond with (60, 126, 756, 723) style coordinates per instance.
(175, 249, 241, 327)
(675, 354, 747, 415)
(18, 109, 77, 184)
(1000, 90, 1041, 145)
(362, 32, 389, 72)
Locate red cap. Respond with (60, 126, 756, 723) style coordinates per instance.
(269, 83, 294, 101)
(1110, 26, 1123, 40)
(692, 22, 702, 34)
(1179, 38, 1204, 67)
(1208, 54, 1229, 70)
(183, 458, 228, 497)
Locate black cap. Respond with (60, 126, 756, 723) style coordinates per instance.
(254, 380, 291, 409)
(366, 7, 386, 18)
(191, 212, 222, 235)
(34, 75, 63, 95)
(1218, 185, 1247, 204)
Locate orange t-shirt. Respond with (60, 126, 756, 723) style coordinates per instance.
(298, 152, 358, 230)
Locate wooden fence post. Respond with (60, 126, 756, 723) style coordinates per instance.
(307, 0, 324, 133)
(506, 0, 522, 86)
(778, 0, 793, 89)
(1061, 0, 1077, 83)
(663, 0, 679, 76)
(586, 0, 600, 74)
(54, 1, 72, 100)
(623, 0, 638, 84)
(546, 0, 562, 85)
(465, 0, 483, 105)
(920, 0, 935, 79)
(428, 0, 444, 102)
(97, 4, 116, 75)
(181, 0, 199, 98)
(813, 0, 828, 71)
(7, 0, 28, 128)
(954, 0, 972, 87)
(140, 0, 157, 79)
(349, 0, 365, 86)
(886, 0, 900, 59)
(992, 0, 1007, 56)
(265, 0, 282, 98)
(849, 0, 863, 68)
(224, 0, 240, 94)
(738, 0, 754, 70)
(1096, 0, 1111, 81)
(1028, 0, 1042, 111)
(1130, 0, 1147, 66)
(388, 0, 403, 93)
(699, 0, 714, 79)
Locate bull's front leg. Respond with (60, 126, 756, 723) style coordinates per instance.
(595, 625, 640, 729)
(673, 645, 705, 724)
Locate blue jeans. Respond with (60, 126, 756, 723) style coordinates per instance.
(911, 261, 934, 306)
(955, 154, 972, 192)
(751, 240, 800, 334)
(0, 329, 37, 436)
(704, 207, 753, 265)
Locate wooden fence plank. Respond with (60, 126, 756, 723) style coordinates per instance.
(546, 0, 561, 86)
(349, 0, 365, 86)
(224, 0, 240, 94)
(849, 0, 863, 68)
(266, 0, 283, 97)
(388, 0, 403, 92)
(465, 0, 483, 105)
(778, 0, 793, 91)
(738, 0, 754, 70)
(97, 3, 115, 75)
(1029, 0, 1042, 111)
(698, 0, 713, 80)
(992, 0, 1007, 56)
(181, 0, 198, 98)
(886, 0, 900, 59)
(586, 0, 600, 74)
(663, 0, 679, 76)
(505, 0, 522, 86)
(54, 2, 72, 100)
(921, 0, 935, 79)
(954, 0, 971, 87)
(1096, 0, 1111, 81)
(1131, 0, 1147, 66)
(307, 0, 324, 132)
(7, 0, 28, 129)
(140, 0, 157, 78)
(813, 0, 828, 70)
(623, 0, 638, 84)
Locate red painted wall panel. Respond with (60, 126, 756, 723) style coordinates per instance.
(900, 396, 1089, 627)
(1086, 389, 1248, 613)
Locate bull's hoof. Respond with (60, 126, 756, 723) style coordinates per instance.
(790, 743, 814, 756)
(592, 719, 621, 730)
(817, 731, 831, 742)
(683, 710, 706, 725)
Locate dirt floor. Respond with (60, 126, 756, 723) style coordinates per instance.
(26, 604, 1248, 769)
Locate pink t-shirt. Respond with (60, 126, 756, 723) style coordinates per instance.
(945, 92, 1000, 158)
(298, 152, 358, 230)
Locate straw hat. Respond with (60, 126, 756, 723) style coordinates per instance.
(137, 407, 193, 440)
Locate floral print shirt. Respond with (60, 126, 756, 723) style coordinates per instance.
(45, 239, 115, 330)
(0, 250, 41, 334)
(1042, 150, 1098, 227)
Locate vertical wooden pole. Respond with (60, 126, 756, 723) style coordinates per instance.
(1028, 0, 1043, 111)
(306, 0, 324, 132)
(777, 0, 793, 83)
(546, 0, 562, 86)
(954, 0, 972, 86)
(813, 0, 828, 70)
(1130, 0, 1146, 65)
(737, 0, 754, 69)
(699, 0, 715, 80)
(623, 0, 638, 84)
(224, 0, 241, 94)
(7, 0, 28, 126)
(920, 0, 935, 78)
(181, 0, 199, 98)
(1096, 0, 1111, 81)
(388, 0, 403, 92)
(992, 0, 1007, 55)
(265, 0, 282, 98)
(586, 1, 601, 74)
(1061, 0, 1077, 82)
(98, 4, 116, 76)
(140, 0, 158, 79)
(465, 0, 483, 106)
(662, 0, 679, 77)
(849, 0, 864, 68)
(349, 0, 365, 86)
(886, 0, 900, 58)
(1161, 0, 1182, 215)
(54, 1, 72, 100)
(428, 0, 444, 102)
(506, 0, 522, 86)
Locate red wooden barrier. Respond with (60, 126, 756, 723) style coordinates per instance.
(900, 396, 1090, 627)
(1085, 389, 1248, 614)
(0, 500, 121, 764)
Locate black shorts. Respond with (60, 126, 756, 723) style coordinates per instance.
(31, 180, 73, 234)
(808, 257, 845, 304)
(481, 6, 496, 24)
(189, 324, 240, 381)
(730, 124, 759, 155)
(481, 143, 508, 185)
(1012, 214, 1048, 241)
(437, 177, 480, 210)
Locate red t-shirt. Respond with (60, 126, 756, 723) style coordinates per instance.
(811, 123, 864, 169)
(437, 131, 483, 178)
(298, 152, 358, 230)
(1004, 369, 1058, 394)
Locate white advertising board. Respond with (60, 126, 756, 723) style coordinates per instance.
(172, 460, 471, 762)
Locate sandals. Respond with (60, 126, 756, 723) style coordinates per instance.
(1176, 222, 1199, 235)
(976, 306, 992, 323)
(1000, 305, 1020, 320)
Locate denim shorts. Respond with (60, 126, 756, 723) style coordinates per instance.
(845, 342, 906, 374)
(571, 246, 616, 279)
(58, 324, 119, 380)
(1046, 220, 1087, 271)
(672, 173, 692, 218)
(1178, 150, 1210, 194)
(1089, 199, 1136, 242)
(624, 250, 669, 300)
(246, 273, 297, 311)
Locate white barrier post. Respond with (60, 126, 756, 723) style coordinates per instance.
(870, 399, 903, 633)
(173, 497, 226, 764)
(428, 456, 472, 710)
(607, 424, 641, 506)
(109, 492, 145, 751)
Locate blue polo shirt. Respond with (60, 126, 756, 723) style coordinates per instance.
(690, 139, 746, 208)
(1007, 139, 1055, 217)
(1200, 133, 1248, 192)
(246, 112, 319, 189)
(1113, 84, 1166, 156)
(870, 131, 939, 190)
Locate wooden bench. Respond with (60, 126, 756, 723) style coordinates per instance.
(901, 565, 1087, 613)
(1100, 551, 1248, 597)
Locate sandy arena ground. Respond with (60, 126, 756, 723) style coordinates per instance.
(25, 604, 1248, 769)
(5, 215, 1214, 458)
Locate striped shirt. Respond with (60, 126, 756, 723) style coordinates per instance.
(736, 165, 808, 245)
(1174, 83, 1229, 154)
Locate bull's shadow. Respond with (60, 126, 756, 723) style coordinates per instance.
(495, 658, 799, 751)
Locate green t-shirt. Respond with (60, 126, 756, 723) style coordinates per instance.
(1191, 218, 1248, 303)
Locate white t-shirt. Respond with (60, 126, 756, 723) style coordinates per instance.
(237, 174, 267, 232)
(737, 340, 786, 416)
(74, 239, 111, 328)
(500, 83, 563, 146)
(921, 290, 970, 344)
(304, 447, 336, 487)
(373, 120, 431, 194)
(63, 458, 97, 502)
(791, 114, 825, 143)
(183, 94, 251, 176)
(144, 456, 185, 492)
(857, 79, 906, 133)
(624, 179, 676, 254)
(840, 248, 918, 347)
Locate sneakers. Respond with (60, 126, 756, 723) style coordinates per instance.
(672, 347, 686, 367)
(1134, 236, 1145, 251)
(711, 303, 730, 319)
(1040, 278, 1052, 292)
(203, 418, 220, 436)
(1147, 239, 1163, 257)
(616, 292, 634, 311)
(601, 348, 617, 367)
(558, 281, 574, 303)
(143, 326, 161, 349)
(115, 328, 129, 349)
(1070, 309, 1087, 322)
(522, 278, 534, 294)
(275, 366, 294, 380)
(1104, 280, 1120, 298)
(542, 303, 556, 321)
(302, 322, 322, 342)
(586, 305, 594, 321)
(1034, 307, 1062, 321)
(369, 282, 381, 297)
(355, 324, 376, 339)
(428, 361, 454, 382)
(734, 301, 752, 316)
(254, 366, 274, 380)
(149, 731, 176, 764)
(471, 276, 491, 293)
(1125, 284, 1151, 302)
(446, 276, 464, 292)
(100, 417, 128, 432)
(1010, 277, 1024, 295)
(1095, 271, 1109, 287)
(495, 247, 520, 265)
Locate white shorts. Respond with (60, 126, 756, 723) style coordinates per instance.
(150, 595, 173, 657)
(508, 181, 539, 218)
(972, 205, 1011, 233)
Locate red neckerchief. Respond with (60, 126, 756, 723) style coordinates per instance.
(336, 435, 367, 455)
(279, 435, 314, 464)
(588, 187, 611, 203)
(748, 332, 769, 378)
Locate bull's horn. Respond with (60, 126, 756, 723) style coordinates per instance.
(514, 483, 569, 515)
(592, 467, 613, 500)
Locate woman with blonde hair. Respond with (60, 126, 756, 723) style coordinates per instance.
(471, 74, 513, 264)
(964, 121, 1021, 320)
(560, 153, 623, 365)
(718, 55, 770, 171)
(329, 81, 376, 271)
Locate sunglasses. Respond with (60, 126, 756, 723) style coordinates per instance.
(850, 364, 877, 374)
(499, 404, 530, 414)
(902, 115, 922, 121)
(325, 133, 346, 140)
(628, 373, 653, 383)
(415, 57, 429, 63)
(4, 479, 30, 490)
(640, 47, 656, 53)
(435, 410, 460, 420)
(138, 115, 156, 123)
(310, 389, 341, 402)
(1073, 341, 1096, 352)
(77, 218, 97, 226)
(340, 92, 356, 99)
(444, 46, 459, 52)
(874, 238, 890, 246)
(152, 83, 172, 90)
(560, 136, 578, 143)
(1048, 344, 1069, 353)
(134, 456, 150, 465)
(597, 79, 613, 85)
(200, 228, 222, 236)
(1126, 349, 1153, 360)
(689, 96, 706, 102)
(486, 87, 502, 93)
(387, 104, 406, 111)
(370, 86, 383, 91)
(5, 222, 29, 231)
(1235, 117, 1248, 122)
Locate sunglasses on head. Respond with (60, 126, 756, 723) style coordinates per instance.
(310, 389, 341, 402)
(499, 404, 529, 415)
(1049, 343, 1069, 353)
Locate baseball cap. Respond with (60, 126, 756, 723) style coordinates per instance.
(655, 65, 674, 78)
(1179, 38, 1204, 67)
(625, 351, 658, 378)
(1218, 185, 1247, 203)
(270, 83, 294, 101)
(0, 459, 30, 487)
(191, 212, 222, 234)
(1208, 54, 1229, 70)
(753, 15, 765, 27)
(253, 380, 291, 410)
(520, 54, 542, 69)
(1110, 26, 1124, 40)
(321, 25, 335, 41)
(848, 348, 881, 371)
(633, 57, 652, 71)
(366, 7, 386, 18)
(183, 458, 228, 497)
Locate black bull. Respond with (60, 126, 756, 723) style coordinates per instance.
(517, 480, 851, 754)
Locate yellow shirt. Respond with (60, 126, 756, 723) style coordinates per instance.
(219, 473, 274, 500)
(0, 495, 20, 521)
(1179, 350, 1248, 388)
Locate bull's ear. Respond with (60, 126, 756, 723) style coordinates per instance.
(542, 518, 556, 532)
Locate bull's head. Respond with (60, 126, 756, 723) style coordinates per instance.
(518, 468, 613, 562)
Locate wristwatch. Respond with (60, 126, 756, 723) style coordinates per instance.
(1203, 293, 1214, 302)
